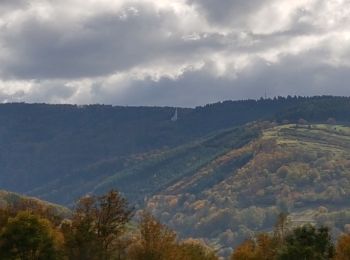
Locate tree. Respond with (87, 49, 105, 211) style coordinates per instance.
(64, 190, 133, 260)
(273, 212, 289, 244)
(255, 233, 278, 260)
(335, 234, 350, 260)
(231, 233, 276, 260)
(128, 212, 219, 260)
(63, 196, 97, 259)
(277, 224, 334, 260)
(177, 239, 218, 260)
(128, 212, 178, 260)
(0, 211, 62, 260)
(96, 190, 133, 258)
(0, 208, 10, 230)
(231, 238, 257, 260)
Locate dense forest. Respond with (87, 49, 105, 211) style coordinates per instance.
(1, 96, 350, 257)
(1, 96, 350, 205)
(147, 123, 350, 256)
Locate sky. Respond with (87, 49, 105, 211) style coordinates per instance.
(0, 0, 349, 107)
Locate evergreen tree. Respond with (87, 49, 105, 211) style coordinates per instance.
(277, 224, 334, 260)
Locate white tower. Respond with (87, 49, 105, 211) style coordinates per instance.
(171, 108, 178, 122)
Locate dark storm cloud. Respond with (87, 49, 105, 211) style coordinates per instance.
(0, 0, 349, 106)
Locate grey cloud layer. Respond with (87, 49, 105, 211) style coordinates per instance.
(187, 0, 269, 27)
(1, 2, 195, 79)
(0, 0, 349, 106)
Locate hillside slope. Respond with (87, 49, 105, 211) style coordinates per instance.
(0, 190, 70, 219)
(146, 124, 350, 256)
(1, 96, 350, 205)
(30, 125, 259, 205)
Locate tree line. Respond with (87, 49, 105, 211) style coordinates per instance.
(231, 212, 350, 260)
(0, 190, 217, 260)
(1, 191, 350, 259)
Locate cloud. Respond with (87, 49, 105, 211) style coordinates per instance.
(62, 52, 350, 107)
(187, 0, 269, 28)
(0, 0, 349, 106)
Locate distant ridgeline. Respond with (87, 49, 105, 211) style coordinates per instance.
(0, 96, 349, 206)
(2, 96, 350, 257)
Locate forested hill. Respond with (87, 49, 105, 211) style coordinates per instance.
(0, 190, 70, 219)
(0, 96, 350, 205)
(147, 123, 350, 256)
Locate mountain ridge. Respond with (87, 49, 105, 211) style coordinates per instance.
(1, 96, 350, 257)
(1, 95, 350, 205)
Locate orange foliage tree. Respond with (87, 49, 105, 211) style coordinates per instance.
(335, 234, 350, 260)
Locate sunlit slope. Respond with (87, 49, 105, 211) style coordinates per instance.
(0, 190, 70, 218)
(147, 124, 350, 256)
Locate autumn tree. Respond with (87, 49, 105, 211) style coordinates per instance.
(231, 238, 257, 260)
(63, 196, 97, 259)
(231, 233, 277, 260)
(0, 211, 62, 260)
(335, 234, 350, 260)
(128, 211, 179, 260)
(64, 190, 133, 260)
(177, 239, 218, 260)
(231, 212, 290, 260)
